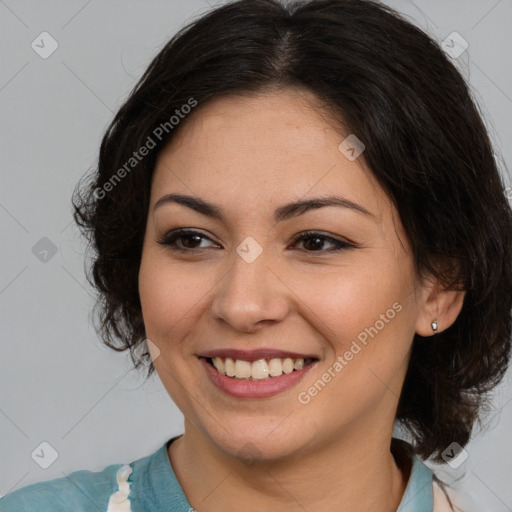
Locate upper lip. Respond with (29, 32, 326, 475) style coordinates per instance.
(198, 348, 318, 362)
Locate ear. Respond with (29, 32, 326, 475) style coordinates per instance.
(415, 271, 466, 337)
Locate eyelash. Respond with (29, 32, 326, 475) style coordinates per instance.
(156, 229, 355, 254)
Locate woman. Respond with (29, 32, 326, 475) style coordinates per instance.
(2, 0, 511, 510)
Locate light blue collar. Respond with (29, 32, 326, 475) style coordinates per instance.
(129, 436, 191, 511)
(130, 437, 433, 512)
(397, 455, 434, 511)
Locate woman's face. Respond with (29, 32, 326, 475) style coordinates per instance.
(139, 88, 432, 461)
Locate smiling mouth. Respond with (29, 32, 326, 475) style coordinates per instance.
(203, 356, 318, 381)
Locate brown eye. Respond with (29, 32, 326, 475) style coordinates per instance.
(157, 229, 218, 252)
(292, 231, 354, 253)
(157, 229, 355, 254)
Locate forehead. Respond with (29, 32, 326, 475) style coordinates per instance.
(151, 89, 387, 223)
(158, 89, 350, 161)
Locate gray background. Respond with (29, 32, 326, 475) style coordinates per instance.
(1, 0, 511, 510)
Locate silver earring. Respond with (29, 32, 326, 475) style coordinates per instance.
(431, 319, 438, 335)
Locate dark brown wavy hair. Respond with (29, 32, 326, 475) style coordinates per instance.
(72, 0, 512, 463)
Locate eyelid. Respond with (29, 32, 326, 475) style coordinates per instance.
(157, 228, 357, 253)
(292, 229, 357, 255)
(291, 230, 356, 249)
(157, 228, 220, 250)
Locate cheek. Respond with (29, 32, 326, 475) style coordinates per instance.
(293, 258, 409, 346)
(294, 267, 414, 416)
(138, 253, 205, 339)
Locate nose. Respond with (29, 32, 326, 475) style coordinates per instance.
(210, 247, 290, 333)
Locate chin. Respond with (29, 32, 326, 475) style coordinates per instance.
(202, 416, 314, 463)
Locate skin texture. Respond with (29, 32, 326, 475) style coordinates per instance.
(138, 88, 465, 511)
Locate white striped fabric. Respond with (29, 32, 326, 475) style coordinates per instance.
(106, 464, 133, 512)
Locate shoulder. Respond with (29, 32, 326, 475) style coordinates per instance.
(392, 438, 462, 512)
(432, 478, 468, 512)
(0, 462, 128, 512)
(433, 480, 453, 511)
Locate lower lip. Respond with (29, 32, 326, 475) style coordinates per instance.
(200, 357, 317, 399)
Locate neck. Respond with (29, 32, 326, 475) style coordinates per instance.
(168, 422, 410, 512)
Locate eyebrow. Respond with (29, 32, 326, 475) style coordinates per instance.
(153, 193, 377, 223)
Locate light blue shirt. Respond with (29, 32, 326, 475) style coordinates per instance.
(0, 436, 434, 511)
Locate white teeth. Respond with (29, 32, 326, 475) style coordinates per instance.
(224, 357, 236, 377)
(268, 358, 283, 377)
(282, 358, 294, 374)
(234, 360, 251, 379)
(251, 359, 270, 379)
(213, 357, 224, 374)
(210, 357, 310, 380)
